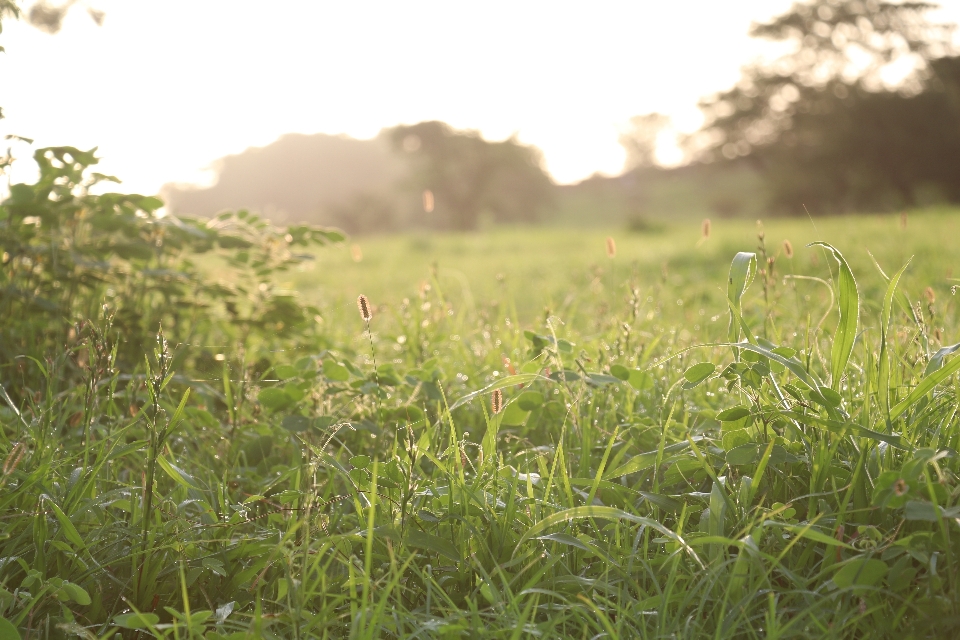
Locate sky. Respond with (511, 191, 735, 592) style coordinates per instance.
(2, 0, 960, 194)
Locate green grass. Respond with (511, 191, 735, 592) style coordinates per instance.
(2, 209, 960, 639)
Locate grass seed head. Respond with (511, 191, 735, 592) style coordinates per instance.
(894, 478, 908, 496)
(783, 239, 794, 258)
(491, 388, 503, 414)
(605, 236, 616, 258)
(357, 294, 372, 322)
(423, 189, 435, 213)
(924, 286, 936, 304)
(351, 244, 363, 262)
(701, 218, 711, 239)
(3, 442, 25, 476)
(900, 211, 908, 229)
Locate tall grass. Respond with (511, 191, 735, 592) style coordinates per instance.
(1, 216, 959, 638)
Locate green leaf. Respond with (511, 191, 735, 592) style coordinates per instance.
(609, 364, 631, 381)
(628, 369, 654, 391)
(720, 341, 822, 389)
(876, 257, 911, 418)
(404, 530, 461, 562)
(903, 500, 947, 522)
(721, 429, 751, 452)
(637, 491, 684, 512)
(350, 455, 371, 469)
(726, 443, 760, 465)
(0, 616, 21, 640)
(832, 558, 887, 589)
(924, 342, 960, 376)
(782, 411, 905, 448)
(515, 506, 703, 569)
(516, 391, 544, 410)
(322, 359, 350, 381)
(809, 243, 859, 389)
(280, 414, 311, 432)
(60, 582, 91, 606)
(273, 365, 299, 380)
(817, 386, 843, 408)
(605, 440, 695, 479)
(500, 401, 530, 426)
(683, 362, 715, 387)
(537, 532, 593, 552)
(890, 349, 960, 420)
(257, 387, 292, 411)
(774, 524, 854, 549)
(727, 252, 757, 344)
(113, 613, 160, 629)
(42, 496, 86, 552)
(449, 373, 544, 411)
(157, 457, 202, 490)
(716, 406, 750, 422)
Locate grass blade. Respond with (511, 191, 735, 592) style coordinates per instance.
(808, 242, 859, 389)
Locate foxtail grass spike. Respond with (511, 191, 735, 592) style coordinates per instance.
(357, 294, 372, 322)
(491, 388, 503, 414)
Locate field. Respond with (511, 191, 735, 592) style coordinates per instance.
(3, 196, 960, 639)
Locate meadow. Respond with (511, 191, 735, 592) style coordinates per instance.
(2, 160, 960, 640)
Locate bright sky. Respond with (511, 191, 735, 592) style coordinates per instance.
(2, 1, 959, 194)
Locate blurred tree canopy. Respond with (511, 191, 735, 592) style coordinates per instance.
(692, 0, 960, 213)
(165, 123, 555, 233)
(387, 121, 555, 231)
(619, 113, 671, 171)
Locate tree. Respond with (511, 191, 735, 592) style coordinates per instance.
(387, 121, 554, 230)
(690, 0, 960, 212)
(619, 113, 670, 171)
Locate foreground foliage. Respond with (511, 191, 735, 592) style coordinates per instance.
(2, 154, 960, 639)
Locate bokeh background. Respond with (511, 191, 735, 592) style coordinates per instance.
(4, 0, 960, 234)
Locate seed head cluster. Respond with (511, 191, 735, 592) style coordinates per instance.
(357, 294, 372, 322)
(606, 236, 616, 258)
(783, 239, 794, 258)
(491, 388, 503, 414)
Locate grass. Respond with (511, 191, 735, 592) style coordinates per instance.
(2, 208, 960, 639)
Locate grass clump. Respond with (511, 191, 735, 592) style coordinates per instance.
(2, 151, 960, 638)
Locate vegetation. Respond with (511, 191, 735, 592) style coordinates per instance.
(5, 2, 960, 639)
(3, 137, 960, 638)
(692, 0, 960, 213)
